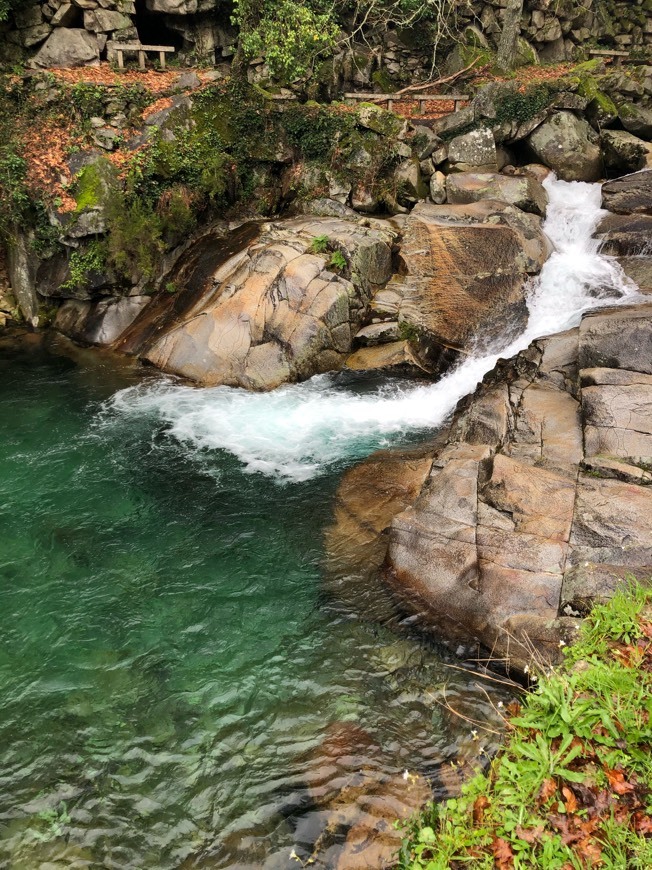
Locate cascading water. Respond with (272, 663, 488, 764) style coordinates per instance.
(102, 178, 642, 481)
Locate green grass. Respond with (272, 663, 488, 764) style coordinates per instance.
(397, 582, 652, 869)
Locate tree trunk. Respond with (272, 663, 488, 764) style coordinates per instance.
(497, 0, 525, 71)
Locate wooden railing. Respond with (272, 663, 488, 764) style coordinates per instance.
(111, 42, 176, 71)
(344, 92, 469, 114)
(588, 49, 630, 66)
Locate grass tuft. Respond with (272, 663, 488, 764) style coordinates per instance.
(397, 582, 652, 869)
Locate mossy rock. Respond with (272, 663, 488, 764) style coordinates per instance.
(73, 158, 117, 213)
(355, 104, 403, 138)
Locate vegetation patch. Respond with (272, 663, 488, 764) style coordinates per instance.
(398, 583, 652, 869)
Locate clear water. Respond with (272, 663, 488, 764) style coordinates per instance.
(0, 178, 640, 868)
(0, 336, 509, 869)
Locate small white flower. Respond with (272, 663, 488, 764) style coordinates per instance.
(403, 769, 410, 780)
(559, 640, 566, 648)
(290, 848, 300, 863)
(497, 701, 504, 709)
(479, 746, 486, 756)
(523, 665, 529, 674)
(471, 729, 479, 741)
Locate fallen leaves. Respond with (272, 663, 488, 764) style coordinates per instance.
(491, 836, 514, 869)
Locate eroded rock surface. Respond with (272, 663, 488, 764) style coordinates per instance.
(331, 303, 652, 675)
(382, 200, 546, 358)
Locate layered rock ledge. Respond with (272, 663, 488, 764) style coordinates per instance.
(330, 302, 652, 675)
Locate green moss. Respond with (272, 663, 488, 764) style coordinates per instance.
(371, 68, 399, 94)
(493, 83, 557, 126)
(73, 160, 116, 213)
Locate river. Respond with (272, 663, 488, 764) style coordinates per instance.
(0, 178, 640, 867)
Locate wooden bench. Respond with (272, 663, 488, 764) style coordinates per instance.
(113, 42, 176, 71)
(589, 49, 630, 67)
(344, 92, 469, 114)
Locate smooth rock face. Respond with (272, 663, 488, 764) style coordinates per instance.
(55, 296, 151, 346)
(526, 111, 602, 182)
(32, 28, 100, 67)
(390, 204, 531, 352)
(334, 303, 652, 675)
(602, 169, 652, 215)
(118, 218, 395, 389)
(445, 172, 548, 216)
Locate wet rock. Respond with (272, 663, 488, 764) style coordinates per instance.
(344, 340, 428, 376)
(333, 297, 652, 675)
(602, 169, 652, 215)
(446, 172, 548, 216)
(389, 205, 531, 354)
(601, 130, 651, 174)
(55, 296, 152, 346)
(578, 303, 652, 375)
(525, 111, 602, 182)
(596, 213, 652, 256)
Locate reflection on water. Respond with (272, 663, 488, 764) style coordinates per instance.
(0, 334, 511, 868)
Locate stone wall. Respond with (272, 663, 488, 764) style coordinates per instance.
(0, 0, 650, 84)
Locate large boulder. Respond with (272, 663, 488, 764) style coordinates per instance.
(602, 169, 652, 215)
(525, 111, 602, 182)
(445, 172, 548, 216)
(617, 102, 652, 141)
(601, 130, 651, 174)
(388, 205, 531, 355)
(31, 28, 100, 68)
(447, 128, 498, 173)
(111, 218, 395, 390)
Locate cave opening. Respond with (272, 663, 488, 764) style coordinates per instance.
(133, 0, 184, 48)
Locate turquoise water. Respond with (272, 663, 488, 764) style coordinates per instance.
(0, 333, 510, 868)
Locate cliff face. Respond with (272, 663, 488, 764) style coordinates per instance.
(1, 0, 650, 83)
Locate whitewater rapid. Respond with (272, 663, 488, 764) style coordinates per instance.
(101, 177, 642, 481)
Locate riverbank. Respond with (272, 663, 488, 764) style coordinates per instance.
(398, 582, 652, 869)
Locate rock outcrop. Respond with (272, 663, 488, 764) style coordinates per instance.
(103, 217, 396, 389)
(331, 302, 651, 676)
(525, 111, 603, 182)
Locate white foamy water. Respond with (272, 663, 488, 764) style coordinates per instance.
(102, 177, 642, 481)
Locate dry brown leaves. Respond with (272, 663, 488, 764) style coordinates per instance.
(47, 64, 214, 94)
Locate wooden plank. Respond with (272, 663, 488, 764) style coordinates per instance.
(589, 49, 630, 56)
(113, 42, 176, 52)
(138, 50, 146, 70)
(117, 49, 124, 70)
(159, 50, 166, 70)
(344, 92, 468, 101)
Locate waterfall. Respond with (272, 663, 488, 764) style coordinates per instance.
(102, 178, 642, 481)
